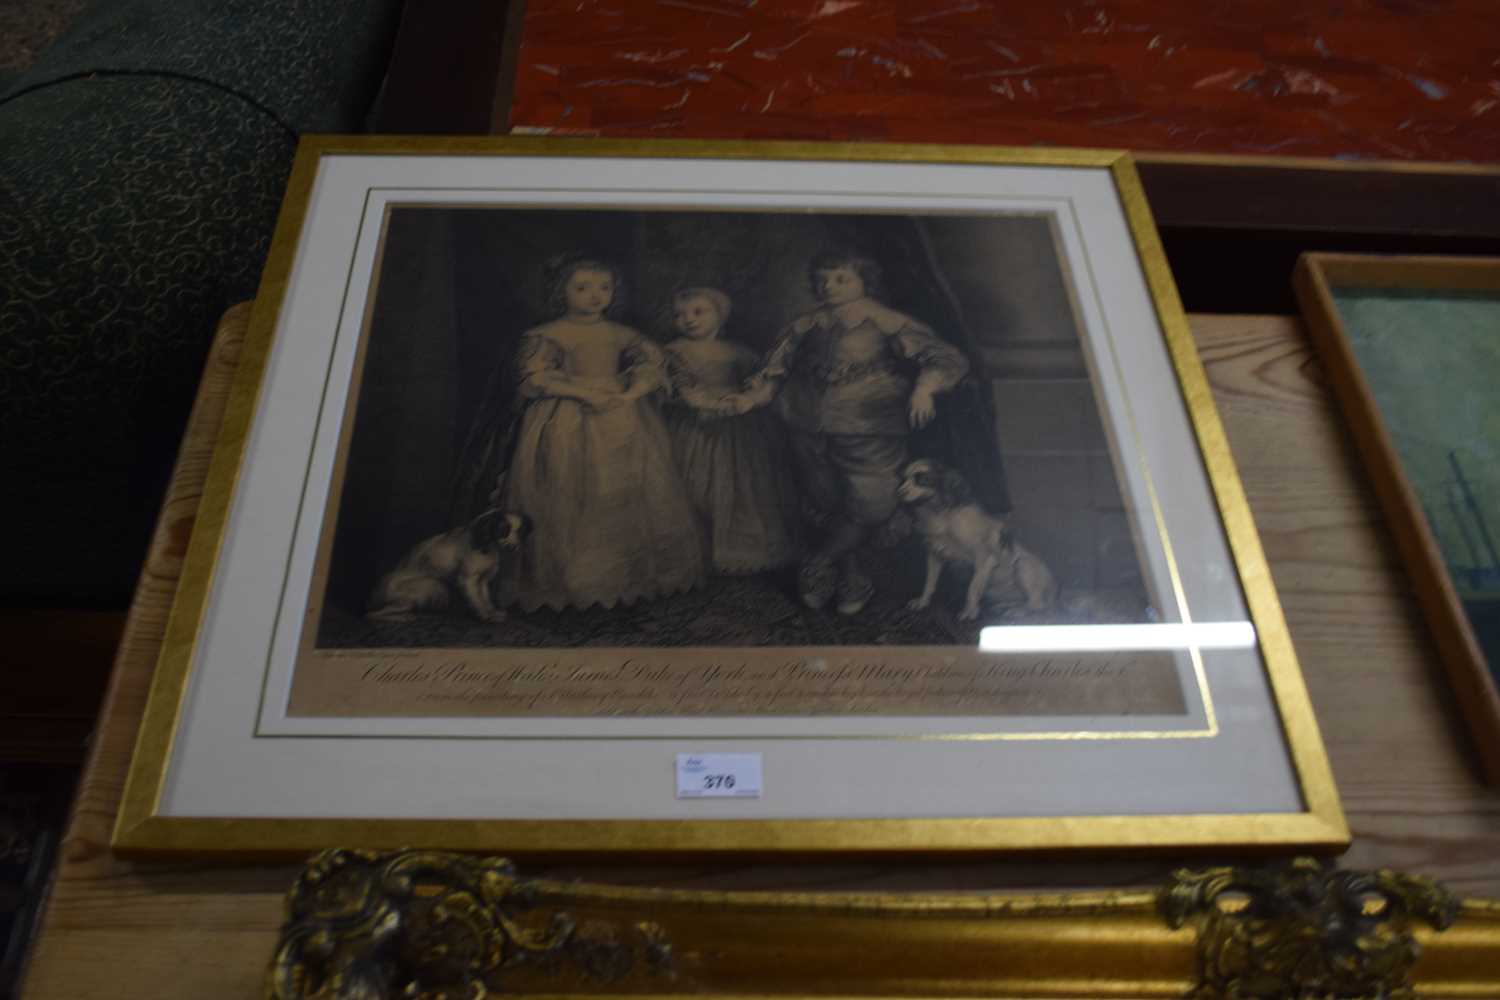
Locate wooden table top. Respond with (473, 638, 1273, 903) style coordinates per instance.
(17, 304, 1500, 999)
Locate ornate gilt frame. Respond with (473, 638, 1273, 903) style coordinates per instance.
(267, 851, 1500, 999)
(113, 138, 1346, 856)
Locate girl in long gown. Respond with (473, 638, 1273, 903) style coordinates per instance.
(662, 287, 799, 574)
(499, 258, 704, 610)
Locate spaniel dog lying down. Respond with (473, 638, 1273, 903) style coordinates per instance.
(367, 509, 527, 624)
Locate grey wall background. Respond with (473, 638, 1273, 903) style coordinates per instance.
(923, 216, 1140, 598)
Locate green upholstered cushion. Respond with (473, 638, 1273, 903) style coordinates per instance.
(0, 0, 402, 605)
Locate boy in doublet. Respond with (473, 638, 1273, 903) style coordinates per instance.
(733, 252, 969, 615)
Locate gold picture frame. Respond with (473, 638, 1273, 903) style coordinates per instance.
(1295, 253, 1500, 783)
(265, 850, 1500, 1000)
(114, 137, 1346, 855)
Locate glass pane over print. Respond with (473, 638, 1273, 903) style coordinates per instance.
(289, 205, 1198, 721)
(147, 152, 1320, 830)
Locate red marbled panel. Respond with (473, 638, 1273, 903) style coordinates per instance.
(510, 0, 1500, 160)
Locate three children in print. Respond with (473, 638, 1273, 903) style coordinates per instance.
(429, 250, 971, 618)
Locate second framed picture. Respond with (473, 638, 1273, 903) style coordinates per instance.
(1296, 253, 1500, 783)
(116, 138, 1345, 855)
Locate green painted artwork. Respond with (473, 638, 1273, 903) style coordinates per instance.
(1334, 289, 1500, 682)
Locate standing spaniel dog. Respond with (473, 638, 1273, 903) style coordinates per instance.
(896, 459, 1057, 621)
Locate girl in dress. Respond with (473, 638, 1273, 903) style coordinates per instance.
(498, 257, 704, 610)
(663, 287, 799, 574)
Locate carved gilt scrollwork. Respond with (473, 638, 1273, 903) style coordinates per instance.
(267, 851, 1478, 1000)
(266, 849, 674, 1000)
(1162, 856, 1462, 1000)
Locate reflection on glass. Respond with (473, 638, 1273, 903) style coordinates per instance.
(980, 621, 1256, 652)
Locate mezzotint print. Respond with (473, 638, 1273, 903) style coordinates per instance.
(288, 206, 1185, 719)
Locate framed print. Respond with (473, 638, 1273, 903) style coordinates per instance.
(1295, 253, 1500, 783)
(114, 138, 1345, 855)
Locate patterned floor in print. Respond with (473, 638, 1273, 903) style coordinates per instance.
(322, 544, 980, 650)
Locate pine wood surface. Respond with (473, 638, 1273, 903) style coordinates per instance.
(17, 306, 1500, 999)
